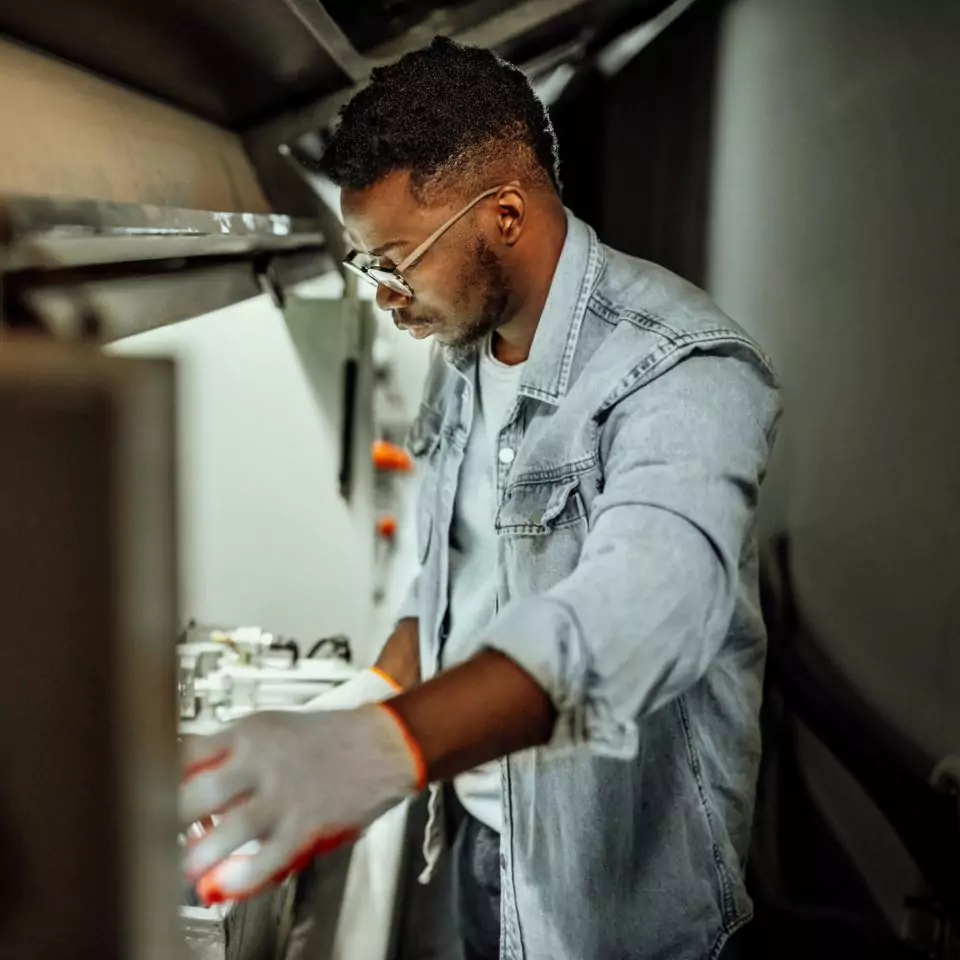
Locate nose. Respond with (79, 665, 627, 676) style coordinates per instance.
(376, 282, 411, 312)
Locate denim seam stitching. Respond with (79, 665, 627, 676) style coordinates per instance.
(506, 455, 597, 487)
(555, 236, 604, 399)
(677, 696, 739, 928)
(706, 910, 755, 960)
(596, 330, 773, 419)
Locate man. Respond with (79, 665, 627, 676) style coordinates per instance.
(181, 37, 781, 960)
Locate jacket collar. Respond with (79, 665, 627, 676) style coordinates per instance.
(447, 209, 603, 405)
(519, 209, 602, 406)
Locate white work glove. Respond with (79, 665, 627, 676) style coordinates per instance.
(180, 701, 425, 905)
(295, 666, 399, 712)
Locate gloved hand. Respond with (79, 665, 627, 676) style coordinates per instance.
(180, 701, 425, 905)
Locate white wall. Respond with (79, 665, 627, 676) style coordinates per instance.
(110, 284, 430, 666)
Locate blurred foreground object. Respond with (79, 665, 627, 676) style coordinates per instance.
(0, 339, 180, 960)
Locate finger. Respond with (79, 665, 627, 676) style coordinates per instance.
(195, 830, 297, 906)
(180, 731, 234, 781)
(196, 822, 360, 906)
(179, 758, 255, 828)
(184, 798, 274, 882)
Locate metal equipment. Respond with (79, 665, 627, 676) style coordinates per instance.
(177, 623, 356, 726)
(175, 624, 411, 960)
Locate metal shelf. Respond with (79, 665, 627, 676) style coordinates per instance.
(0, 195, 334, 341)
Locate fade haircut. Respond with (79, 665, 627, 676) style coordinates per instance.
(317, 36, 561, 203)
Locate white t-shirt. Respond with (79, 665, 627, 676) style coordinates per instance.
(443, 335, 525, 832)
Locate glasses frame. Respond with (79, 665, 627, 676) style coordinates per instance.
(343, 185, 505, 297)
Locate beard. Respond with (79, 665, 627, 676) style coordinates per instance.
(445, 237, 511, 362)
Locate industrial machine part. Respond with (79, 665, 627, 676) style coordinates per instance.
(176, 622, 410, 960)
(177, 623, 358, 725)
(181, 896, 288, 960)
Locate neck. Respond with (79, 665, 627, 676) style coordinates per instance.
(492, 200, 567, 365)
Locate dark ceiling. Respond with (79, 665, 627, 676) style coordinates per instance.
(0, 0, 674, 131)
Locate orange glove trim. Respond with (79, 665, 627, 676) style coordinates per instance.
(376, 701, 427, 792)
(182, 749, 231, 783)
(370, 665, 402, 693)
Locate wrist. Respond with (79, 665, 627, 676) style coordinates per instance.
(371, 701, 428, 793)
(375, 618, 421, 690)
(384, 650, 556, 782)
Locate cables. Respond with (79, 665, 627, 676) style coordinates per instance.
(306, 634, 352, 663)
(270, 638, 300, 666)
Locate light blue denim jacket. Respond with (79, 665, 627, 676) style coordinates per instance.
(400, 211, 781, 960)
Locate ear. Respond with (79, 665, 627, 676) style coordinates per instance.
(494, 183, 526, 247)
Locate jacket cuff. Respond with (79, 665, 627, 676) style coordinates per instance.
(481, 596, 638, 759)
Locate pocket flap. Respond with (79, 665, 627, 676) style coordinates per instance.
(497, 477, 586, 535)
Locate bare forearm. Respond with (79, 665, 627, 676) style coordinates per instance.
(375, 617, 421, 690)
(388, 650, 555, 782)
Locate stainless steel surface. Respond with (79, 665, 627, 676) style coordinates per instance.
(14, 253, 328, 342)
(0, 0, 352, 128)
(596, 0, 703, 76)
(0, 197, 333, 339)
(279, 0, 374, 84)
(0, 197, 326, 272)
(181, 892, 287, 960)
(421, 0, 591, 54)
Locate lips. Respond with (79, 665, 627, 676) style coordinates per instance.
(394, 314, 434, 338)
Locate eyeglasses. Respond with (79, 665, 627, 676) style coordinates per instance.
(343, 185, 505, 298)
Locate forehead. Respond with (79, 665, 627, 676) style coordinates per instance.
(341, 170, 448, 254)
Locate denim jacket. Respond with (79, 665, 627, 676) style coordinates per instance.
(399, 211, 781, 960)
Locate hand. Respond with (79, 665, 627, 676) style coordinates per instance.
(180, 703, 425, 904)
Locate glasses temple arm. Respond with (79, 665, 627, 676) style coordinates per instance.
(396, 186, 502, 272)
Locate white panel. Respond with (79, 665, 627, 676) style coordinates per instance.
(112, 294, 379, 660)
(112, 291, 433, 668)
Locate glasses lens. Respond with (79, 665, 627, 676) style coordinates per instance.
(343, 258, 380, 289)
(370, 270, 411, 297)
(343, 254, 411, 296)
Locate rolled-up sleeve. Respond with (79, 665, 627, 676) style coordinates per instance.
(481, 353, 781, 759)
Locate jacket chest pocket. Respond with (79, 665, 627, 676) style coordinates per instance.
(496, 477, 588, 594)
(497, 477, 587, 534)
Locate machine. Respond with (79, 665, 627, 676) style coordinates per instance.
(176, 624, 410, 960)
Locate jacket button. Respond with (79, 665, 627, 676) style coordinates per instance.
(499, 447, 515, 465)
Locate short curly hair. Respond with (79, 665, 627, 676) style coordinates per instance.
(317, 37, 561, 201)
